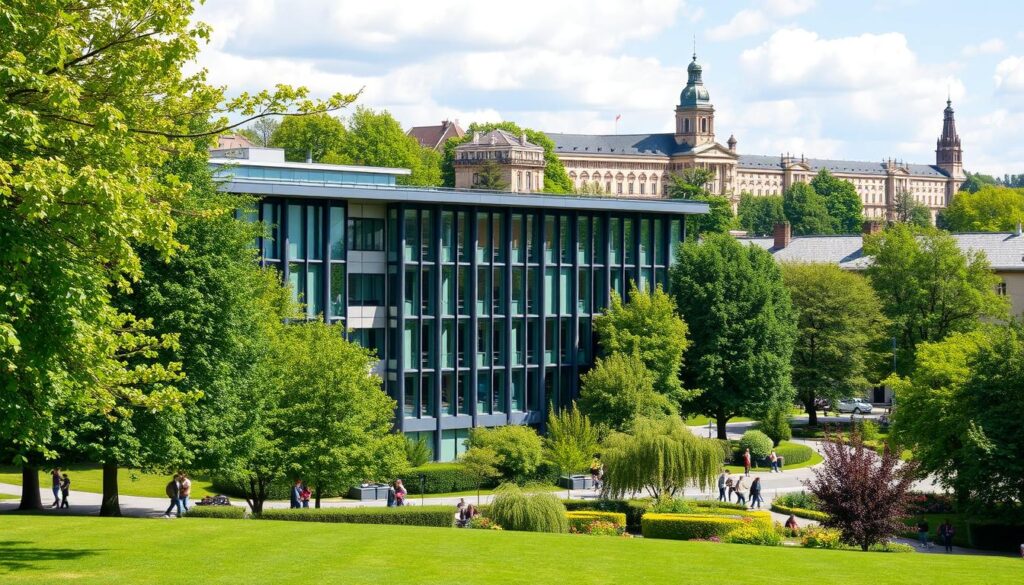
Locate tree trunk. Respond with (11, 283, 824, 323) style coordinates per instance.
(100, 462, 121, 517)
(716, 409, 729, 440)
(18, 465, 42, 511)
(315, 486, 321, 509)
(806, 395, 818, 427)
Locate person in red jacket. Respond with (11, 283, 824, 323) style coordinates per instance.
(743, 448, 752, 476)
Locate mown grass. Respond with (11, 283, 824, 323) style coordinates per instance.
(0, 515, 1020, 584)
(0, 465, 217, 499)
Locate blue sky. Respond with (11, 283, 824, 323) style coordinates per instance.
(193, 0, 1024, 174)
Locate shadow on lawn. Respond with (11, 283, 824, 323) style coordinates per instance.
(0, 540, 101, 572)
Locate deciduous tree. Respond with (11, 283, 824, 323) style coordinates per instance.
(737, 193, 785, 236)
(783, 182, 833, 235)
(270, 113, 348, 162)
(578, 354, 676, 432)
(811, 169, 863, 233)
(671, 234, 796, 438)
(939, 185, 1024, 232)
(328, 106, 441, 186)
(781, 263, 887, 425)
(892, 190, 932, 227)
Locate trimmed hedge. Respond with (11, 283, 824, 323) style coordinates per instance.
(771, 503, 829, 522)
(774, 442, 814, 466)
(211, 477, 296, 501)
(185, 506, 246, 519)
(403, 463, 499, 495)
(257, 506, 455, 527)
(566, 511, 627, 531)
(642, 513, 747, 541)
(690, 500, 747, 512)
(562, 499, 648, 533)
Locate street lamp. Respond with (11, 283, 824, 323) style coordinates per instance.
(707, 420, 713, 439)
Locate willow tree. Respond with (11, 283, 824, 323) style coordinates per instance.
(601, 416, 721, 499)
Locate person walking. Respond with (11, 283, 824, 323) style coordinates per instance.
(290, 479, 303, 509)
(725, 476, 735, 502)
(50, 468, 62, 508)
(386, 483, 397, 507)
(178, 472, 192, 513)
(717, 470, 729, 502)
(163, 474, 182, 518)
(742, 448, 752, 476)
(59, 473, 71, 509)
(300, 482, 311, 508)
(938, 520, 955, 553)
(749, 477, 763, 509)
(916, 517, 931, 549)
(768, 450, 779, 473)
(394, 479, 407, 506)
(733, 475, 748, 506)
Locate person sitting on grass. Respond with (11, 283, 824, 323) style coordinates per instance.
(784, 514, 799, 535)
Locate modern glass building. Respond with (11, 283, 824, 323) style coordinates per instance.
(211, 146, 708, 461)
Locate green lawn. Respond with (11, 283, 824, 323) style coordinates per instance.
(0, 515, 1021, 584)
(685, 415, 754, 426)
(0, 465, 217, 499)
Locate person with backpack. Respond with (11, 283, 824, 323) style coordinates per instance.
(59, 473, 71, 509)
(163, 474, 182, 518)
(748, 477, 763, 509)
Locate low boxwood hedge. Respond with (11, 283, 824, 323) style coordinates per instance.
(404, 463, 499, 495)
(771, 503, 829, 522)
(565, 511, 627, 531)
(185, 506, 246, 519)
(562, 499, 648, 533)
(690, 500, 748, 512)
(642, 513, 747, 541)
(257, 506, 455, 527)
(774, 442, 814, 466)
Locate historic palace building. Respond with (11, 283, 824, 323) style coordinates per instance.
(545, 53, 966, 221)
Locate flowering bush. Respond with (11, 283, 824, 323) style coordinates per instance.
(467, 516, 502, 530)
(800, 526, 844, 549)
(569, 519, 625, 537)
(723, 524, 783, 546)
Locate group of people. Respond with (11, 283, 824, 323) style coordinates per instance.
(49, 468, 70, 509)
(717, 470, 763, 509)
(918, 518, 957, 553)
(454, 498, 481, 527)
(289, 479, 312, 509)
(162, 472, 192, 518)
(740, 447, 782, 475)
(386, 479, 407, 507)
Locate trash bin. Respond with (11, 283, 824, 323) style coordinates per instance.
(778, 456, 785, 470)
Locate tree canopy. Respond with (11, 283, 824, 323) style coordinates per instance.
(594, 283, 692, 405)
(326, 106, 441, 186)
(737, 193, 785, 236)
(940, 185, 1024, 232)
(579, 353, 676, 432)
(864, 224, 1007, 373)
(892, 191, 932, 227)
(270, 113, 348, 163)
(783, 182, 834, 235)
(668, 168, 733, 236)
(811, 169, 863, 234)
(671, 234, 796, 438)
(441, 121, 572, 193)
(781, 263, 887, 424)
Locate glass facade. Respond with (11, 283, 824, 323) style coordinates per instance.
(256, 196, 686, 461)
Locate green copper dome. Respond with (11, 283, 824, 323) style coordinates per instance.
(679, 53, 711, 108)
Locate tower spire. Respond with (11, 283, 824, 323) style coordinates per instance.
(936, 96, 963, 179)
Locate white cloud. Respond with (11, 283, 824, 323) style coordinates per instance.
(962, 38, 1006, 57)
(764, 0, 816, 17)
(962, 109, 1024, 174)
(995, 56, 1024, 94)
(707, 10, 769, 42)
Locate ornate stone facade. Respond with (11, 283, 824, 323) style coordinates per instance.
(545, 54, 965, 221)
(454, 129, 545, 192)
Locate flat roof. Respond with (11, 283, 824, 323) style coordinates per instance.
(209, 157, 411, 176)
(216, 178, 709, 215)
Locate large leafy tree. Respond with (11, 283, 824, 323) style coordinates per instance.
(671, 234, 796, 439)
(783, 182, 833, 235)
(327, 106, 441, 186)
(892, 191, 932, 227)
(270, 113, 348, 162)
(544, 404, 600, 482)
(471, 159, 508, 191)
(737, 192, 785, 236)
(601, 416, 721, 499)
(959, 171, 1000, 193)
(668, 168, 733, 236)
(578, 353, 676, 432)
(0, 0, 351, 508)
(594, 284, 692, 405)
(864, 224, 1007, 373)
(782, 263, 887, 425)
(811, 169, 863, 233)
(277, 321, 407, 508)
(441, 121, 573, 193)
(939, 185, 1024, 232)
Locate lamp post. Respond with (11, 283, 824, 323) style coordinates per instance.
(419, 473, 426, 507)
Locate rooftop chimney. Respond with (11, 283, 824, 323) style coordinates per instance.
(773, 222, 791, 249)
(862, 220, 883, 237)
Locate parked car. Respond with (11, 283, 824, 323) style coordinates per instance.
(836, 398, 874, 414)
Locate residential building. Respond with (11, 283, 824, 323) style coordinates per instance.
(209, 146, 707, 460)
(543, 53, 965, 221)
(408, 119, 465, 151)
(453, 129, 546, 192)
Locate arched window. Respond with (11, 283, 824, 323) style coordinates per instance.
(701, 118, 707, 133)
(684, 118, 690, 133)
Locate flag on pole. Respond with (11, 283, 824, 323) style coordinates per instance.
(615, 114, 621, 122)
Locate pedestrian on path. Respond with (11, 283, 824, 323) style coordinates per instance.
(164, 474, 182, 518)
(178, 472, 192, 513)
(59, 473, 71, 509)
(733, 475, 748, 506)
(394, 479, 407, 506)
(290, 478, 302, 509)
(50, 468, 62, 508)
(300, 482, 311, 508)
(717, 470, 729, 501)
(938, 520, 955, 553)
(916, 518, 931, 549)
(742, 448, 752, 476)
(748, 477, 763, 509)
(769, 450, 779, 473)
(725, 476, 735, 502)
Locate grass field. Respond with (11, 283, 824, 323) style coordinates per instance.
(0, 465, 217, 499)
(0, 515, 1021, 584)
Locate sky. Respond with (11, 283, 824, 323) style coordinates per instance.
(192, 0, 1024, 175)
